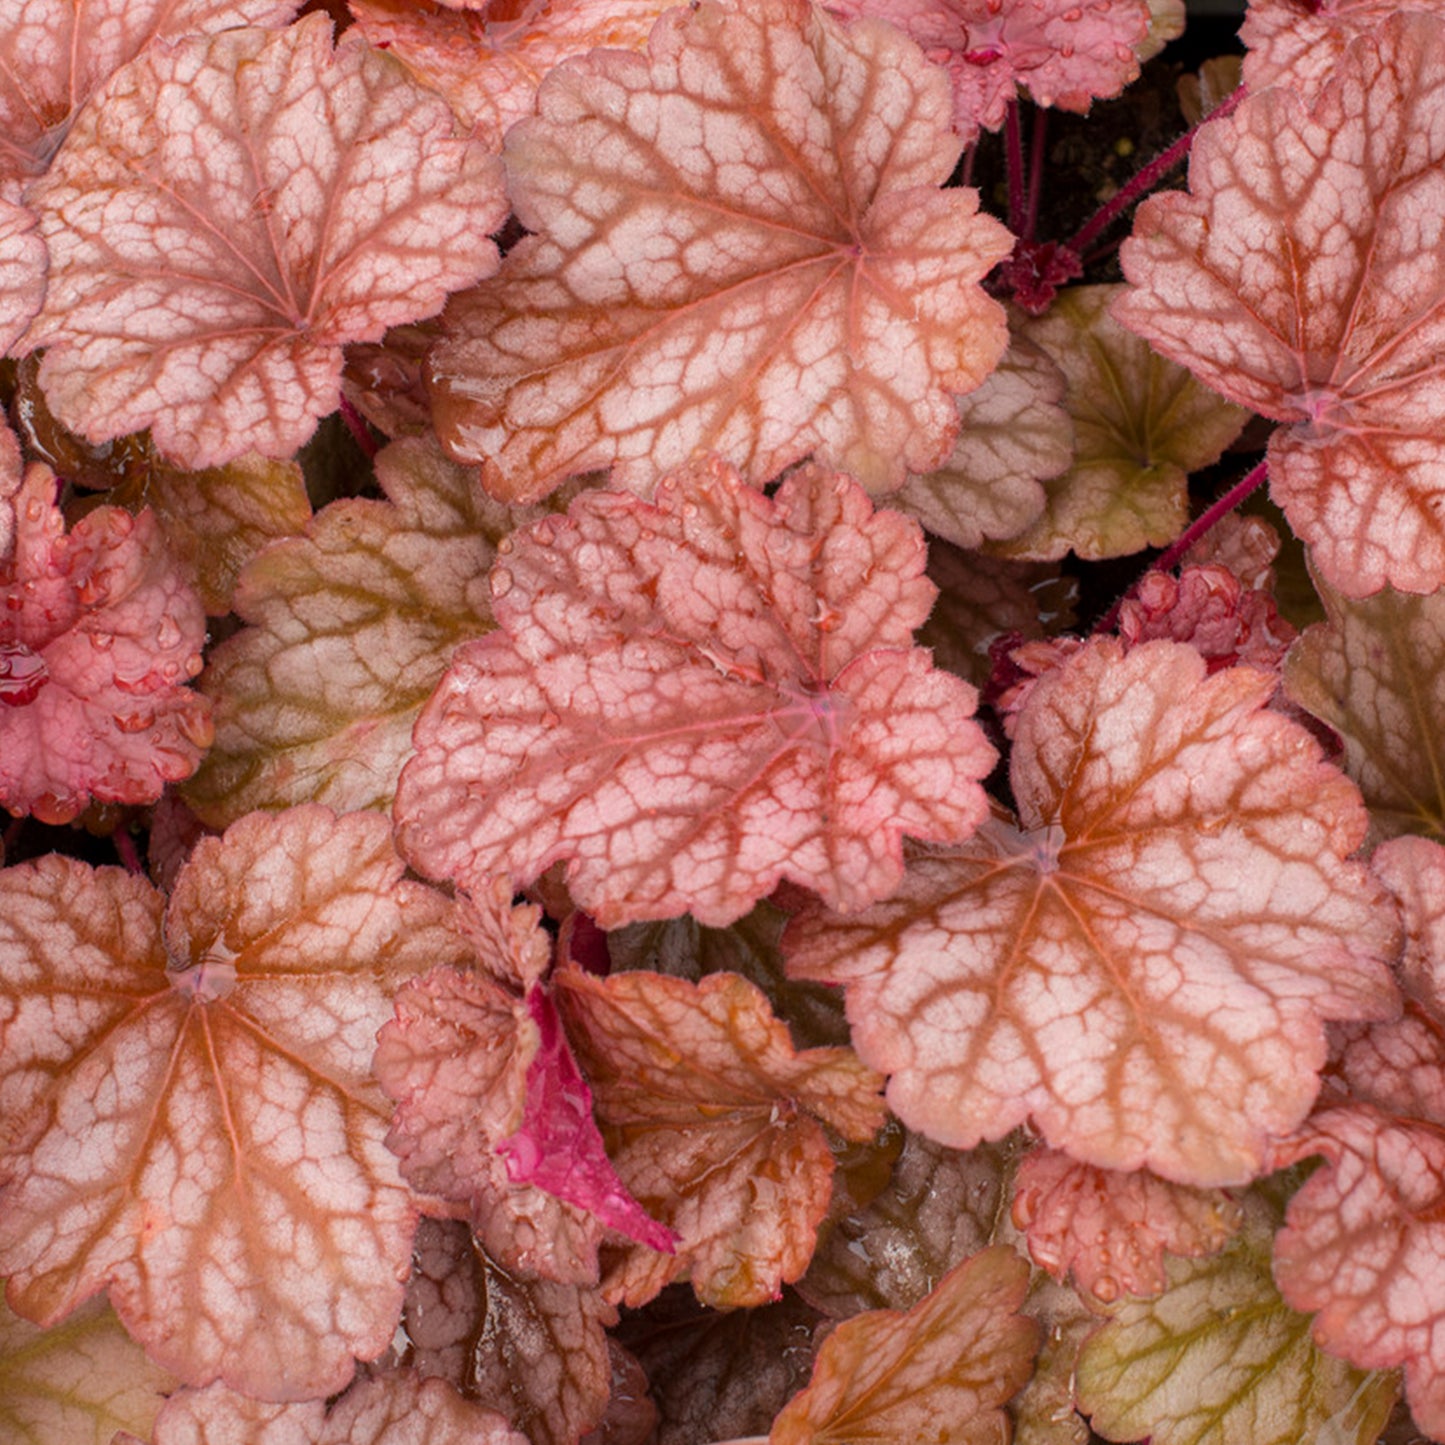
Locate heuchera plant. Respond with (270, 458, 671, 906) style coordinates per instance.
(6, 0, 1445, 1442)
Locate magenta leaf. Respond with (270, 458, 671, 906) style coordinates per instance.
(395, 455, 996, 928)
(0, 461, 212, 824)
(499, 987, 677, 1255)
(21, 13, 507, 469)
(0, 807, 459, 1399)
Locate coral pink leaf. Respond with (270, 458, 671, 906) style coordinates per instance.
(1115, 13, 1445, 596)
(1010, 1147, 1241, 1302)
(769, 1245, 1038, 1445)
(1273, 836, 1445, 1438)
(150, 1373, 527, 1445)
(349, 0, 671, 152)
(374, 881, 607, 1284)
(786, 639, 1402, 1186)
(1274, 1105, 1445, 1441)
(428, 0, 1011, 502)
(499, 986, 677, 1254)
(824, 0, 1152, 141)
(1241, 0, 1422, 96)
(22, 13, 506, 469)
(0, 462, 211, 824)
(0, 0, 297, 187)
(0, 807, 460, 1399)
(555, 966, 889, 1309)
(0, 198, 44, 356)
(396, 456, 995, 928)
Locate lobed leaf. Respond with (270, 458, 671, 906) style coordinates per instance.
(394, 1218, 616, 1445)
(349, 0, 671, 151)
(0, 806, 458, 1399)
(0, 198, 45, 355)
(429, 0, 1011, 501)
(395, 456, 996, 928)
(184, 436, 513, 827)
(1241, 0, 1426, 96)
(22, 13, 506, 469)
(1272, 835, 1445, 1438)
(996, 284, 1249, 562)
(0, 462, 212, 824)
(770, 1244, 1038, 1445)
(825, 0, 1153, 142)
(373, 882, 611, 1285)
(149, 1372, 527, 1445)
(893, 336, 1071, 552)
(1010, 1147, 1241, 1303)
(0, 1290, 179, 1445)
(799, 1131, 1020, 1318)
(786, 639, 1401, 1185)
(1285, 576, 1445, 842)
(1116, 14, 1445, 596)
(555, 965, 889, 1308)
(1077, 1186, 1398, 1445)
(93, 451, 312, 617)
(0, 0, 296, 187)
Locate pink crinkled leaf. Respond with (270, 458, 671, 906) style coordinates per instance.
(0, 806, 463, 1400)
(150, 1373, 527, 1445)
(349, 0, 671, 152)
(1272, 835, 1445, 1439)
(786, 639, 1402, 1186)
(0, 0, 296, 188)
(1241, 0, 1431, 97)
(0, 198, 44, 355)
(395, 456, 995, 928)
(21, 13, 506, 470)
(824, 0, 1152, 142)
(429, 0, 1011, 502)
(1116, 14, 1445, 596)
(555, 965, 889, 1309)
(499, 986, 677, 1254)
(1010, 1147, 1241, 1303)
(1115, 563, 1297, 675)
(374, 882, 609, 1285)
(0, 461, 211, 824)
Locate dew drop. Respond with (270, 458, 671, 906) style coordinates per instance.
(113, 707, 155, 734)
(23, 496, 44, 523)
(0, 641, 48, 706)
(491, 567, 515, 598)
(540, 710, 560, 728)
(1092, 1274, 1119, 1303)
(91, 631, 115, 651)
(155, 616, 181, 649)
(533, 517, 557, 545)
